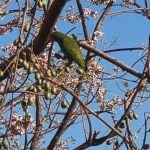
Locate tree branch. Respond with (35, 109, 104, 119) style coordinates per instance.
(30, 96, 42, 150)
(79, 41, 143, 79)
(0, 0, 68, 82)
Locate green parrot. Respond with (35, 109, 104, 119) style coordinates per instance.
(51, 31, 85, 70)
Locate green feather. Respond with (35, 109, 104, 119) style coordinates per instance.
(51, 32, 85, 70)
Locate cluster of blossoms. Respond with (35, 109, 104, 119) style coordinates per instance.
(8, 113, 35, 135)
(87, 66, 104, 94)
(36, 53, 49, 70)
(1, 44, 17, 56)
(0, 24, 12, 35)
(98, 95, 121, 112)
(54, 137, 74, 150)
(87, 64, 121, 112)
(34, 17, 44, 36)
(60, 14, 80, 24)
(93, 30, 104, 37)
(83, 8, 98, 18)
(87, 31, 104, 46)
(60, 6, 98, 24)
(87, 57, 104, 73)
(87, 0, 116, 5)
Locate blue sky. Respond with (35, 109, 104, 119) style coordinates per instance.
(57, 1, 150, 149)
(0, 0, 150, 149)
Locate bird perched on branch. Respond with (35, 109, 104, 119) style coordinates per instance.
(51, 31, 85, 70)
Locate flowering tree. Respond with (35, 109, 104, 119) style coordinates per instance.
(0, 0, 150, 149)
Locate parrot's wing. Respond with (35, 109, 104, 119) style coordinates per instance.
(62, 37, 85, 69)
